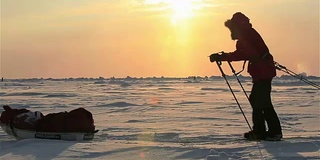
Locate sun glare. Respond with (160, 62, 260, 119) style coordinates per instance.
(144, 0, 202, 74)
(145, 0, 200, 25)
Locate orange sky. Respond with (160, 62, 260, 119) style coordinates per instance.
(1, 0, 319, 78)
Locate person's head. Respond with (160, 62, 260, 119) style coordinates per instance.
(225, 12, 252, 40)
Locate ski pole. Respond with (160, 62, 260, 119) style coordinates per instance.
(215, 61, 265, 159)
(215, 61, 253, 131)
(227, 62, 251, 102)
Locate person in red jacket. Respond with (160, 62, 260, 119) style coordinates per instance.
(210, 12, 282, 141)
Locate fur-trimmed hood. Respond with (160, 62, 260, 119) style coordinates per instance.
(225, 12, 252, 30)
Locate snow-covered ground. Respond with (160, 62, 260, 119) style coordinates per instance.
(0, 77, 319, 160)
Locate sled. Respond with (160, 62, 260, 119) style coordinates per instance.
(0, 123, 98, 141)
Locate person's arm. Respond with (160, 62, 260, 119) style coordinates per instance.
(219, 41, 251, 61)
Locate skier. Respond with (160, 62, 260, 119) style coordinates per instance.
(209, 12, 283, 141)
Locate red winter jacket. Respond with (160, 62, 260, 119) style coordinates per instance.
(220, 28, 276, 82)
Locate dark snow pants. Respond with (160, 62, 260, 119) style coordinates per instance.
(249, 79, 282, 136)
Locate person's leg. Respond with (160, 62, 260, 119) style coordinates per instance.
(246, 82, 266, 139)
(264, 107, 282, 136)
(252, 108, 266, 136)
(259, 79, 282, 139)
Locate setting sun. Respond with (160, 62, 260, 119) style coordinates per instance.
(170, 0, 196, 25)
(145, 0, 200, 25)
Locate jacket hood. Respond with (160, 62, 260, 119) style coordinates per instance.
(225, 12, 252, 30)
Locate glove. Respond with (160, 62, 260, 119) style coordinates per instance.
(209, 53, 221, 62)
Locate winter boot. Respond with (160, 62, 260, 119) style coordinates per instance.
(265, 131, 283, 141)
(244, 131, 266, 141)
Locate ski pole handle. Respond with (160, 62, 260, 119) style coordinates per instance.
(216, 61, 225, 77)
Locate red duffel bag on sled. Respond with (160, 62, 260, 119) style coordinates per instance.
(0, 105, 98, 141)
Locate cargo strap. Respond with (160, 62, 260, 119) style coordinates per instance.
(235, 60, 247, 76)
